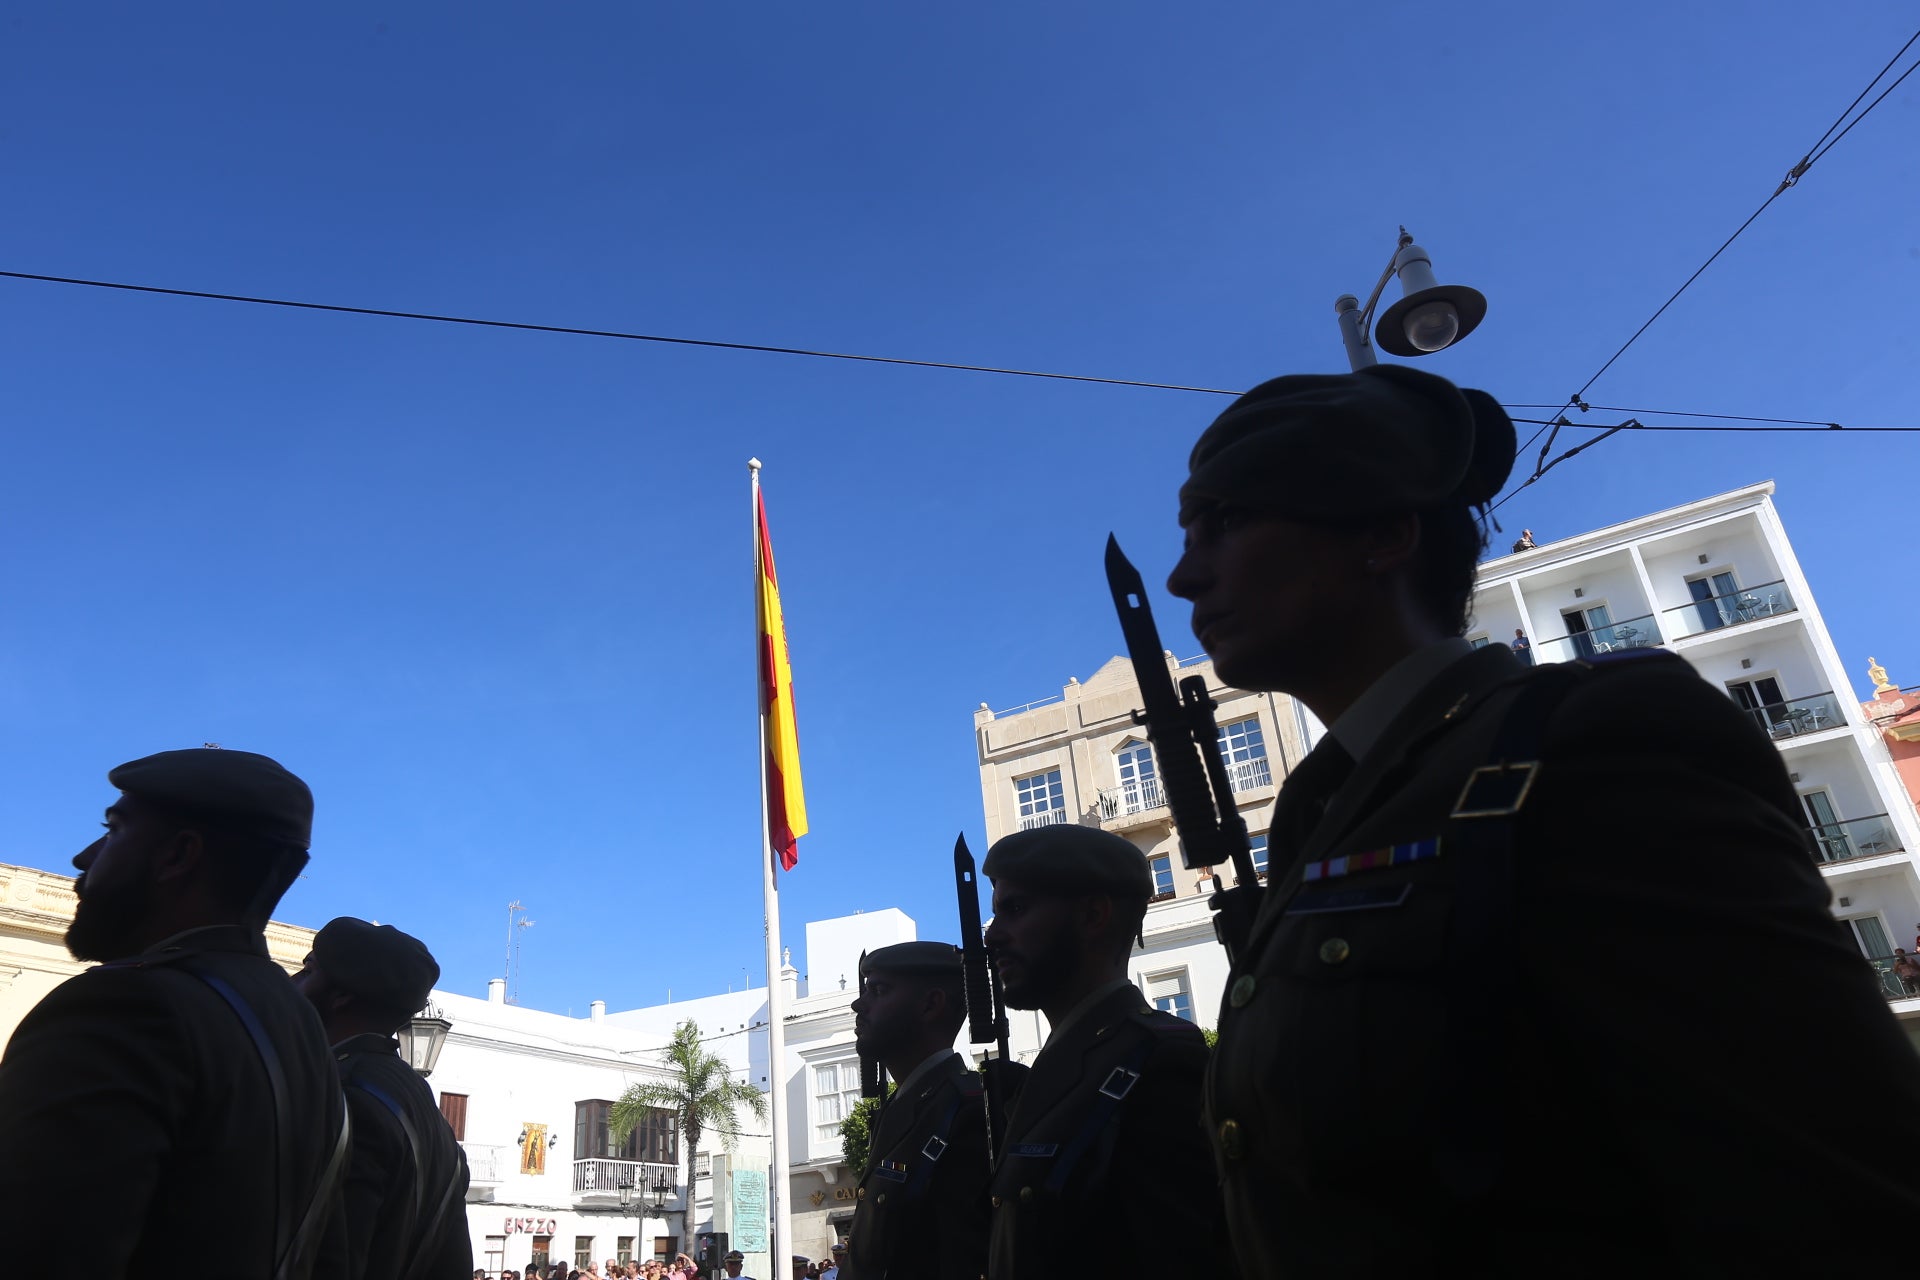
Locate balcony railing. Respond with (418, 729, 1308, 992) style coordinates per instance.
(1810, 814, 1904, 865)
(1099, 777, 1165, 818)
(1534, 613, 1664, 664)
(1743, 691, 1846, 742)
(1225, 756, 1273, 792)
(572, 1158, 677, 1197)
(1018, 808, 1068, 831)
(463, 1142, 506, 1185)
(1863, 955, 1920, 1003)
(1662, 579, 1798, 641)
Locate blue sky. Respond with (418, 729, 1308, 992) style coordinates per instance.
(3, 3, 1915, 1014)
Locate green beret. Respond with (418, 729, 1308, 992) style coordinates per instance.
(109, 748, 313, 849)
(308, 917, 441, 1015)
(982, 826, 1153, 902)
(1179, 364, 1516, 524)
(861, 941, 963, 978)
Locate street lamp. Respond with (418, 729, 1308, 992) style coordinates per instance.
(650, 1170, 674, 1213)
(395, 1003, 452, 1077)
(618, 1174, 636, 1209)
(1334, 227, 1487, 371)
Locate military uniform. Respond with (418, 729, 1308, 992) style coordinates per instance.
(844, 1051, 991, 1280)
(0, 748, 344, 1279)
(1169, 368, 1920, 1273)
(985, 981, 1212, 1280)
(0, 924, 347, 1276)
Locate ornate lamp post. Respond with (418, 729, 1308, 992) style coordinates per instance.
(1334, 228, 1487, 371)
(395, 1003, 452, 1076)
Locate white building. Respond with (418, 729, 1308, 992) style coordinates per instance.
(973, 481, 1920, 1046)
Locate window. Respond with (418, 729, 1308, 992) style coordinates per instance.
(576, 1100, 673, 1162)
(618, 1237, 635, 1266)
(437, 1091, 468, 1141)
(1144, 969, 1194, 1022)
(813, 1061, 864, 1146)
(575, 1099, 615, 1160)
(1217, 717, 1271, 790)
(485, 1237, 505, 1278)
(1249, 833, 1269, 876)
(1560, 604, 1613, 659)
(531, 1237, 551, 1274)
(1845, 914, 1892, 960)
(654, 1237, 678, 1263)
(576, 1237, 595, 1270)
(1114, 740, 1161, 813)
(1468, 634, 1491, 649)
(1015, 768, 1066, 829)
(1148, 853, 1174, 900)
(628, 1107, 678, 1166)
(1687, 571, 1741, 631)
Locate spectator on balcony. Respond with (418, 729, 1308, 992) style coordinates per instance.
(1510, 629, 1532, 665)
(1512, 528, 1537, 553)
(1167, 363, 1920, 1274)
(1894, 950, 1920, 996)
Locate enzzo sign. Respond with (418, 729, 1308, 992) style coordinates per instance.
(504, 1218, 559, 1234)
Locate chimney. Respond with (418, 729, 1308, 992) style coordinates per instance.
(590, 1000, 606, 1022)
(780, 946, 801, 1005)
(488, 978, 507, 1004)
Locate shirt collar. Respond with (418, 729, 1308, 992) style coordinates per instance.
(1329, 637, 1476, 763)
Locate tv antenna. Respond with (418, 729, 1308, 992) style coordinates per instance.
(505, 900, 535, 1004)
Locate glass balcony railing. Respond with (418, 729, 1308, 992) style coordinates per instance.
(1809, 814, 1904, 865)
(1863, 954, 1920, 1002)
(1742, 691, 1846, 741)
(1662, 579, 1798, 641)
(1534, 612, 1664, 664)
(1099, 778, 1165, 819)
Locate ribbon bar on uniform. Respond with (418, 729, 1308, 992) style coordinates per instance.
(1301, 836, 1441, 884)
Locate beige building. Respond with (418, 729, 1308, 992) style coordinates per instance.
(973, 652, 1316, 1028)
(0, 860, 317, 1050)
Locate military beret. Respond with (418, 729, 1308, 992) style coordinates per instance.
(109, 748, 313, 849)
(307, 916, 441, 1015)
(982, 825, 1153, 901)
(1178, 363, 1516, 524)
(860, 941, 963, 979)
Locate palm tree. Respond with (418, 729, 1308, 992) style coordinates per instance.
(612, 1019, 768, 1186)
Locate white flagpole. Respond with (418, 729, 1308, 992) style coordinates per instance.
(749, 457, 794, 1273)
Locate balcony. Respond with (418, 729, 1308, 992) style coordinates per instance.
(572, 1158, 677, 1201)
(1810, 814, 1904, 866)
(1863, 955, 1920, 1003)
(1661, 579, 1798, 642)
(1098, 777, 1165, 821)
(1742, 691, 1846, 742)
(1534, 613, 1663, 664)
(1226, 756, 1273, 792)
(463, 1142, 506, 1188)
(1018, 808, 1068, 832)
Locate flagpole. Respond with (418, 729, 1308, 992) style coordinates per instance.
(750, 456, 794, 1274)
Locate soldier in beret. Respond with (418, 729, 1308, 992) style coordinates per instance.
(979, 826, 1214, 1280)
(0, 748, 348, 1278)
(842, 942, 997, 1280)
(296, 918, 472, 1280)
(1167, 364, 1920, 1273)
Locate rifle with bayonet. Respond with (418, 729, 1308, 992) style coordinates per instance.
(954, 833, 1015, 1161)
(1104, 534, 1261, 962)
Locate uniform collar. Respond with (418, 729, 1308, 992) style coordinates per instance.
(1330, 637, 1475, 763)
(333, 1031, 400, 1057)
(1040, 977, 1134, 1048)
(891, 1048, 957, 1099)
(142, 922, 269, 958)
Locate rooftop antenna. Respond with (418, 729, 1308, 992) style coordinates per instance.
(505, 900, 535, 1004)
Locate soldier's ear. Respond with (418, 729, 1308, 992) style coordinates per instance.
(151, 826, 206, 886)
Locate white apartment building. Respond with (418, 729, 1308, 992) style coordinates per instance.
(972, 481, 1920, 1045)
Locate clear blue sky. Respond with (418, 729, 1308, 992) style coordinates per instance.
(3, 3, 1914, 1014)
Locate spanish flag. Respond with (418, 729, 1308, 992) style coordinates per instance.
(755, 477, 808, 871)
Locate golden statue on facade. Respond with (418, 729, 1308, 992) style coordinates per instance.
(1868, 657, 1893, 693)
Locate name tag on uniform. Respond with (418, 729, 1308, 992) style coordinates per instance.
(1300, 837, 1440, 884)
(1285, 883, 1412, 915)
(872, 1161, 909, 1183)
(1008, 1143, 1058, 1158)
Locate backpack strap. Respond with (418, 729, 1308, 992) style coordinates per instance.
(191, 969, 350, 1280)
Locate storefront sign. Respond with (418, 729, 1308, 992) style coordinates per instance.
(504, 1217, 559, 1235)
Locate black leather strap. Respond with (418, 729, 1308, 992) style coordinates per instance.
(348, 1071, 464, 1280)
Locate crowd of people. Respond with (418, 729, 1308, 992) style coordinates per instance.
(482, 1255, 705, 1280)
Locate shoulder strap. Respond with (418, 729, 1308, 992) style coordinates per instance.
(192, 969, 350, 1280)
(344, 1064, 466, 1280)
(1039, 1034, 1156, 1195)
(1433, 663, 1587, 1203)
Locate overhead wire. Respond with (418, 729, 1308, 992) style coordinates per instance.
(1497, 26, 1920, 513)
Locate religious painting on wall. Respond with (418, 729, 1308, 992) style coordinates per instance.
(522, 1122, 548, 1176)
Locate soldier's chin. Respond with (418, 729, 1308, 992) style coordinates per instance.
(999, 974, 1047, 1011)
(64, 897, 140, 963)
